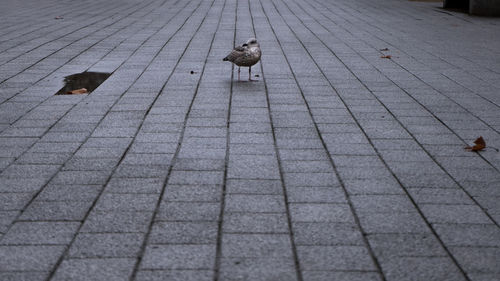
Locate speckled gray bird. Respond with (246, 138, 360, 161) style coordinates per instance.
(223, 38, 261, 81)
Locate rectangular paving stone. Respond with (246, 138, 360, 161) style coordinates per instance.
(276, 137, 324, 149)
(343, 179, 404, 195)
(129, 142, 178, 154)
(223, 213, 288, 234)
(0, 245, 65, 271)
(168, 170, 224, 185)
(221, 234, 293, 258)
(293, 222, 364, 246)
(229, 143, 276, 155)
(289, 203, 354, 223)
(81, 211, 153, 233)
(302, 271, 381, 281)
(10, 151, 66, 166)
(230, 133, 273, 145)
(219, 257, 297, 281)
(283, 172, 339, 187)
(40, 132, 90, 143)
(1, 164, 60, 178)
(68, 233, 144, 258)
(134, 270, 213, 281)
(156, 202, 220, 222)
(350, 195, 416, 213)
(149, 221, 218, 244)
(378, 150, 431, 162)
(62, 157, 120, 171)
(336, 166, 394, 180)
(0, 272, 49, 281)
(358, 212, 431, 234)
(163, 184, 221, 202)
(92, 127, 138, 138)
(82, 138, 132, 149)
(278, 149, 329, 161)
(287, 186, 346, 203)
(52, 258, 136, 281)
(51, 170, 109, 185)
(226, 179, 282, 195)
(94, 193, 159, 212)
(420, 204, 492, 224)
(0, 178, 48, 192)
(281, 160, 332, 173)
(140, 244, 215, 270)
(38, 184, 102, 201)
(332, 155, 385, 168)
(325, 143, 377, 155)
(27, 142, 81, 154)
(0, 211, 18, 234)
(225, 194, 285, 213)
(297, 245, 376, 271)
(121, 153, 173, 166)
(367, 233, 446, 258)
(0, 193, 33, 211)
(379, 256, 466, 281)
(135, 132, 181, 143)
(177, 148, 227, 159)
(228, 155, 280, 179)
(433, 223, 500, 247)
(1, 222, 80, 245)
(106, 177, 164, 194)
(172, 158, 225, 171)
(397, 173, 458, 188)
(20, 200, 93, 221)
(114, 164, 168, 178)
(407, 187, 474, 205)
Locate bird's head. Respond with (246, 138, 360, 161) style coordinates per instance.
(246, 38, 259, 47)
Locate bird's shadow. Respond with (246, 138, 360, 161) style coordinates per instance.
(223, 77, 261, 87)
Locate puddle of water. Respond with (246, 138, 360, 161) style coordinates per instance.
(55, 72, 111, 95)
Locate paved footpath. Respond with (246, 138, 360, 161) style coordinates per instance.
(0, 0, 499, 280)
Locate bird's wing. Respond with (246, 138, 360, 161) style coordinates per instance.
(223, 45, 246, 62)
(234, 45, 246, 51)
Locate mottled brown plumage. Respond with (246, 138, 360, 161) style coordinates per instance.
(223, 38, 261, 81)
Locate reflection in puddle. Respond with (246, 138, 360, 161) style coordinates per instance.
(56, 72, 111, 95)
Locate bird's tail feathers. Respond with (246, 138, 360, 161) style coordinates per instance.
(223, 57, 229, 61)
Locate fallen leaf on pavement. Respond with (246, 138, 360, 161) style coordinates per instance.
(381, 55, 392, 59)
(465, 136, 486, 152)
(66, 88, 88, 95)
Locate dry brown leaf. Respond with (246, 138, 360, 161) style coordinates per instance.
(381, 55, 392, 59)
(465, 136, 486, 152)
(66, 88, 88, 95)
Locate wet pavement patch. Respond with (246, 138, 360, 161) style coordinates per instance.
(56, 72, 111, 95)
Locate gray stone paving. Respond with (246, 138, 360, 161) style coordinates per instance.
(0, 0, 499, 280)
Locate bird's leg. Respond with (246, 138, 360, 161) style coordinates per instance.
(249, 66, 257, 81)
(238, 67, 240, 81)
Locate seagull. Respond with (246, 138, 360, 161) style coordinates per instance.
(223, 38, 261, 81)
